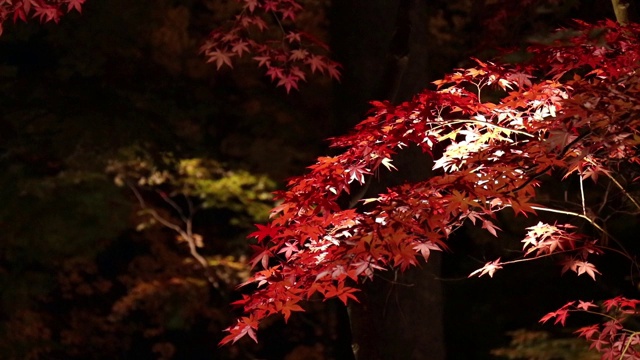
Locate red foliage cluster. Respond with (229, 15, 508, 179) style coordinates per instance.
(221, 19, 640, 346)
(0, 0, 84, 35)
(200, 0, 340, 92)
(542, 297, 640, 358)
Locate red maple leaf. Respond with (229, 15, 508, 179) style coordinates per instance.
(324, 282, 359, 305)
(248, 223, 279, 242)
(279, 299, 304, 322)
(248, 246, 272, 270)
(206, 49, 234, 70)
(33, 5, 60, 23)
(276, 74, 300, 93)
(413, 241, 440, 261)
(67, 0, 85, 13)
(575, 324, 599, 340)
(277, 241, 298, 260)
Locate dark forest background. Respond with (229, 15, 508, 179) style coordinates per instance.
(0, 1, 635, 359)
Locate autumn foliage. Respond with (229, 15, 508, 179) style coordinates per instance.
(220, 16, 640, 357)
(200, 0, 340, 92)
(0, 0, 84, 35)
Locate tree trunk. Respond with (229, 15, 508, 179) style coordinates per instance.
(330, 1, 446, 359)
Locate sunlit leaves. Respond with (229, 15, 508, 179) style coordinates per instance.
(521, 222, 578, 257)
(413, 241, 440, 262)
(561, 259, 601, 280)
(220, 316, 259, 344)
(469, 258, 503, 278)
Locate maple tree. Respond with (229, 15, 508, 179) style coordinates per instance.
(216, 4, 640, 358)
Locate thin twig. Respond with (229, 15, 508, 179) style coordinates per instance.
(579, 173, 587, 217)
(157, 190, 188, 224)
(436, 119, 536, 138)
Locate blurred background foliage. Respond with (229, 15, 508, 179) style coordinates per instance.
(491, 329, 600, 360)
(0, 0, 336, 358)
(0, 0, 635, 359)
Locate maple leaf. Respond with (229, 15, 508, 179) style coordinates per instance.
(413, 241, 440, 261)
(601, 320, 622, 338)
(279, 299, 304, 322)
(279, 6, 299, 21)
(539, 309, 570, 326)
(576, 300, 596, 311)
(589, 337, 610, 353)
(289, 48, 308, 61)
(539, 311, 557, 324)
(220, 317, 259, 345)
(248, 246, 273, 270)
(243, 0, 259, 13)
(326, 62, 341, 81)
(380, 157, 397, 171)
(324, 282, 359, 305)
(253, 55, 271, 68)
(285, 31, 302, 43)
(469, 258, 503, 278)
(506, 71, 534, 89)
(277, 241, 298, 260)
(33, 5, 60, 23)
(345, 163, 370, 184)
(248, 223, 279, 242)
(206, 49, 234, 70)
(277, 74, 300, 93)
(13, 7, 27, 22)
(574, 324, 600, 340)
(603, 297, 623, 312)
(231, 41, 250, 57)
(481, 219, 501, 237)
(265, 66, 284, 81)
(263, 0, 279, 12)
(67, 0, 85, 13)
(305, 54, 327, 74)
(562, 259, 601, 280)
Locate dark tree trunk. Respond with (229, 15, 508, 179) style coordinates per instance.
(330, 1, 446, 359)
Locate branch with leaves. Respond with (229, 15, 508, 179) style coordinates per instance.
(220, 19, 640, 346)
(0, 0, 84, 36)
(541, 297, 640, 358)
(201, 0, 340, 92)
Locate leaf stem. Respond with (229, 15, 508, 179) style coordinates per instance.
(619, 331, 640, 359)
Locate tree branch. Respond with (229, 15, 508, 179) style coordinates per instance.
(611, 0, 631, 25)
(126, 182, 221, 290)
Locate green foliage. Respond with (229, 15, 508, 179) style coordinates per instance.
(108, 150, 276, 226)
